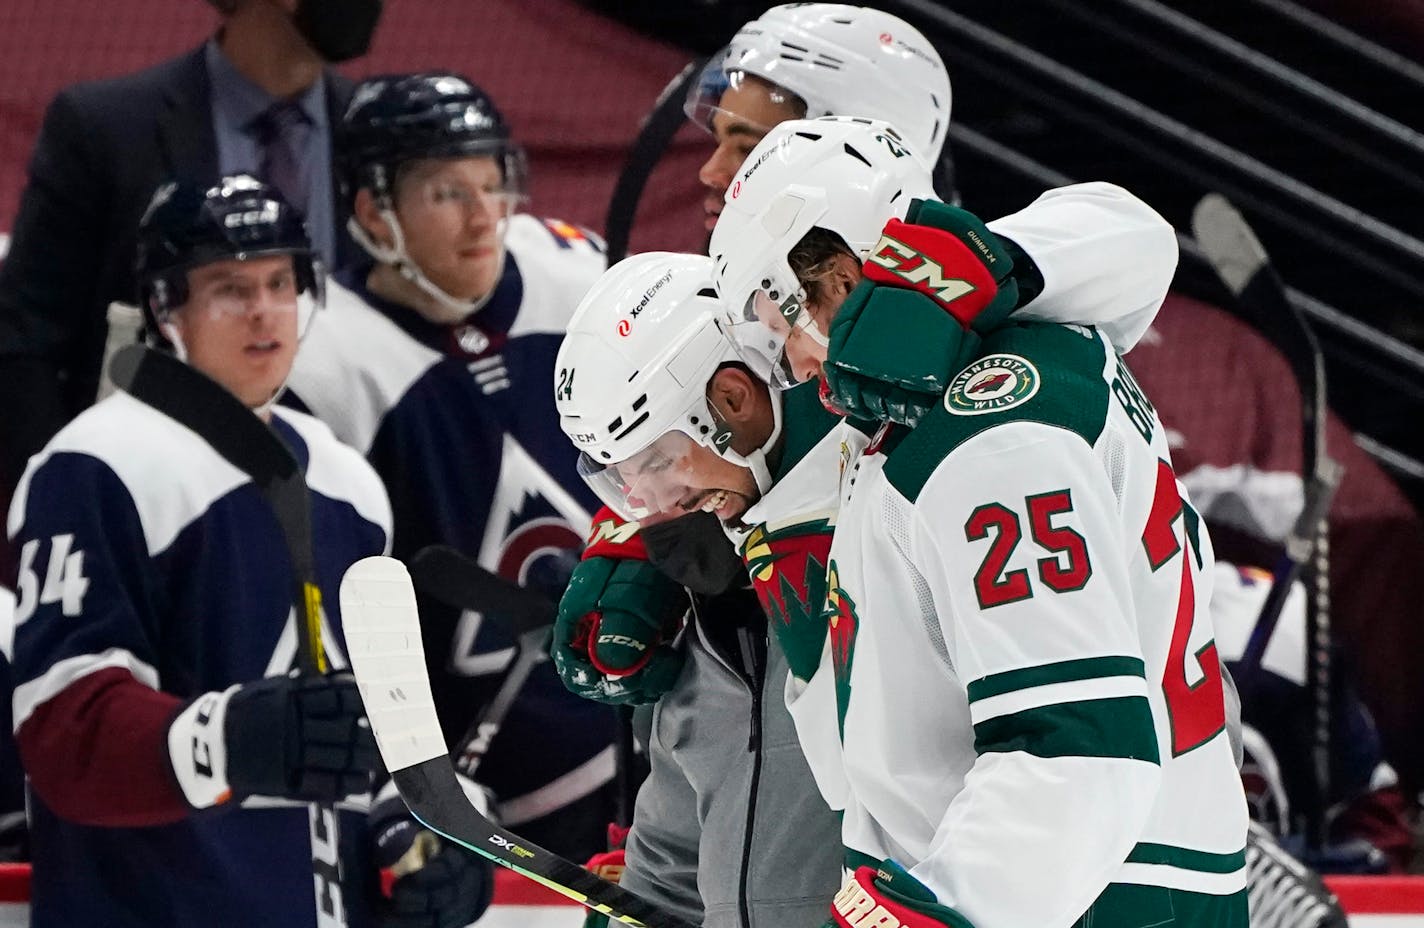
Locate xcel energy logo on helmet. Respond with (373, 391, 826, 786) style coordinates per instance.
(617, 271, 672, 336)
(945, 353, 1041, 416)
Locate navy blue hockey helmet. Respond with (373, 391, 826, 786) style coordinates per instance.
(135, 174, 323, 326)
(337, 71, 528, 205)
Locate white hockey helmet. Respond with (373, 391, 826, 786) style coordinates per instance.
(708, 116, 937, 388)
(686, 4, 952, 163)
(555, 252, 782, 521)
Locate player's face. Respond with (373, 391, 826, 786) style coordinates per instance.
(392, 155, 514, 302)
(613, 433, 761, 524)
(698, 74, 804, 232)
(173, 255, 302, 409)
(783, 252, 864, 384)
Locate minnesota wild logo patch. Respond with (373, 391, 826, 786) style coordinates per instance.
(945, 353, 1041, 416)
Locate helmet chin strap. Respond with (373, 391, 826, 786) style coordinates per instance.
(720, 386, 785, 494)
(159, 321, 189, 363)
(347, 208, 506, 325)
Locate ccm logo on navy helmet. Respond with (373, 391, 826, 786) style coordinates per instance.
(223, 204, 281, 228)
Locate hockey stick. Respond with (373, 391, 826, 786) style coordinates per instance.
(408, 545, 554, 636)
(1190, 195, 1343, 847)
(407, 544, 552, 778)
(340, 556, 698, 928)
(409, 544, 640, 827)
(603, 58, 706, 264)
(110, 344, 348, 925)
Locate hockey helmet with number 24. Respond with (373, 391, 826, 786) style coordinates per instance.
(555, 253, 783, 521)
(708, 116, 936, 388)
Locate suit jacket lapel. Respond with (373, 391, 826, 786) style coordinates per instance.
(156, 47, 218, 186)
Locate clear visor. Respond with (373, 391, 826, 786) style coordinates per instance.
(401, 176, 524, 223)
(577, 429, 729, 523)
(683, 51, 803, 138)
(163, 254, 325, 340)
(721, 278, 828, 390)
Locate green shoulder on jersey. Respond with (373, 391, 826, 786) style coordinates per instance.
(770, 379, 878, 482)
(885, 321, 1112, 503)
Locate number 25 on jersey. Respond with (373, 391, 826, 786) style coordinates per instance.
(964, 466, 1225, 757)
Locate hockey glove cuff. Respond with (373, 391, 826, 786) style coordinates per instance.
(170, 670, 380, 806)
(826, 199, 1031, 427)
(166, 684, 243, 809)
(827, 861, 975, 928)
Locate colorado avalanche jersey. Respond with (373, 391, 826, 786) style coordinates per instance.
(285, 214, 615, 836)
(8, 392, 391, 927)
(824, 322, 1249, 927)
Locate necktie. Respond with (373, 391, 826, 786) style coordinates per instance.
(248, 101, 312, 214)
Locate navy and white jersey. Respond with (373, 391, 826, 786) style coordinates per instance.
(7, 391, 391, 927)
(285, 214, 617, 838)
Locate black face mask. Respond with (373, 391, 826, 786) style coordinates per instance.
(292, 0, 383, 63)
(641, 511, 747, 597)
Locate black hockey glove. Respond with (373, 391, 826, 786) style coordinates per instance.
(371, 777, 495, 928)
(166, 670, 380, 808)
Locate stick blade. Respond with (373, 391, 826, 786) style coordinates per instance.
(340, 556, 449, 774)
(408, 544, 556, 635)
(1191, 193, 1270, 297)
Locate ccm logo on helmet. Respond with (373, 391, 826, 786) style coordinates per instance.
(866, 234, 977, 306)
(223, 204, 280, 228)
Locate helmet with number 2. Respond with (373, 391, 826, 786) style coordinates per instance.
(708, 116, 936, 388)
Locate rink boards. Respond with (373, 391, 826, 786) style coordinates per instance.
(1, 865, 1421, 925)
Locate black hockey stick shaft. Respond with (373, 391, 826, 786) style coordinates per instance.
(408, 544, 555, 634)
(1190, 195, 1341, 849)
(341, 557, 698, 928)
(110, 344, 347, 922)
(1189, 197, 1341, 673)
(604, 58, 707, 264)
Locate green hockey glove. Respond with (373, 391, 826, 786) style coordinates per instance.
(551, 508, 689, 706)
(826, 199, 1026, 427)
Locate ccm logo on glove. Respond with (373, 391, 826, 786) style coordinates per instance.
(863, 219, 1000, 323)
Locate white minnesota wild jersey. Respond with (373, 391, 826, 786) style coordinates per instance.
(824, 321, 1248, 928)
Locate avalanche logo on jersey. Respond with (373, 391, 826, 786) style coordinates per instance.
(945, 353, 1041, 416)
(451, 436, 589, 676)
(481, 437, 591, 590)
(826, 560, 861, 740)
(741, 516, 834, 644)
